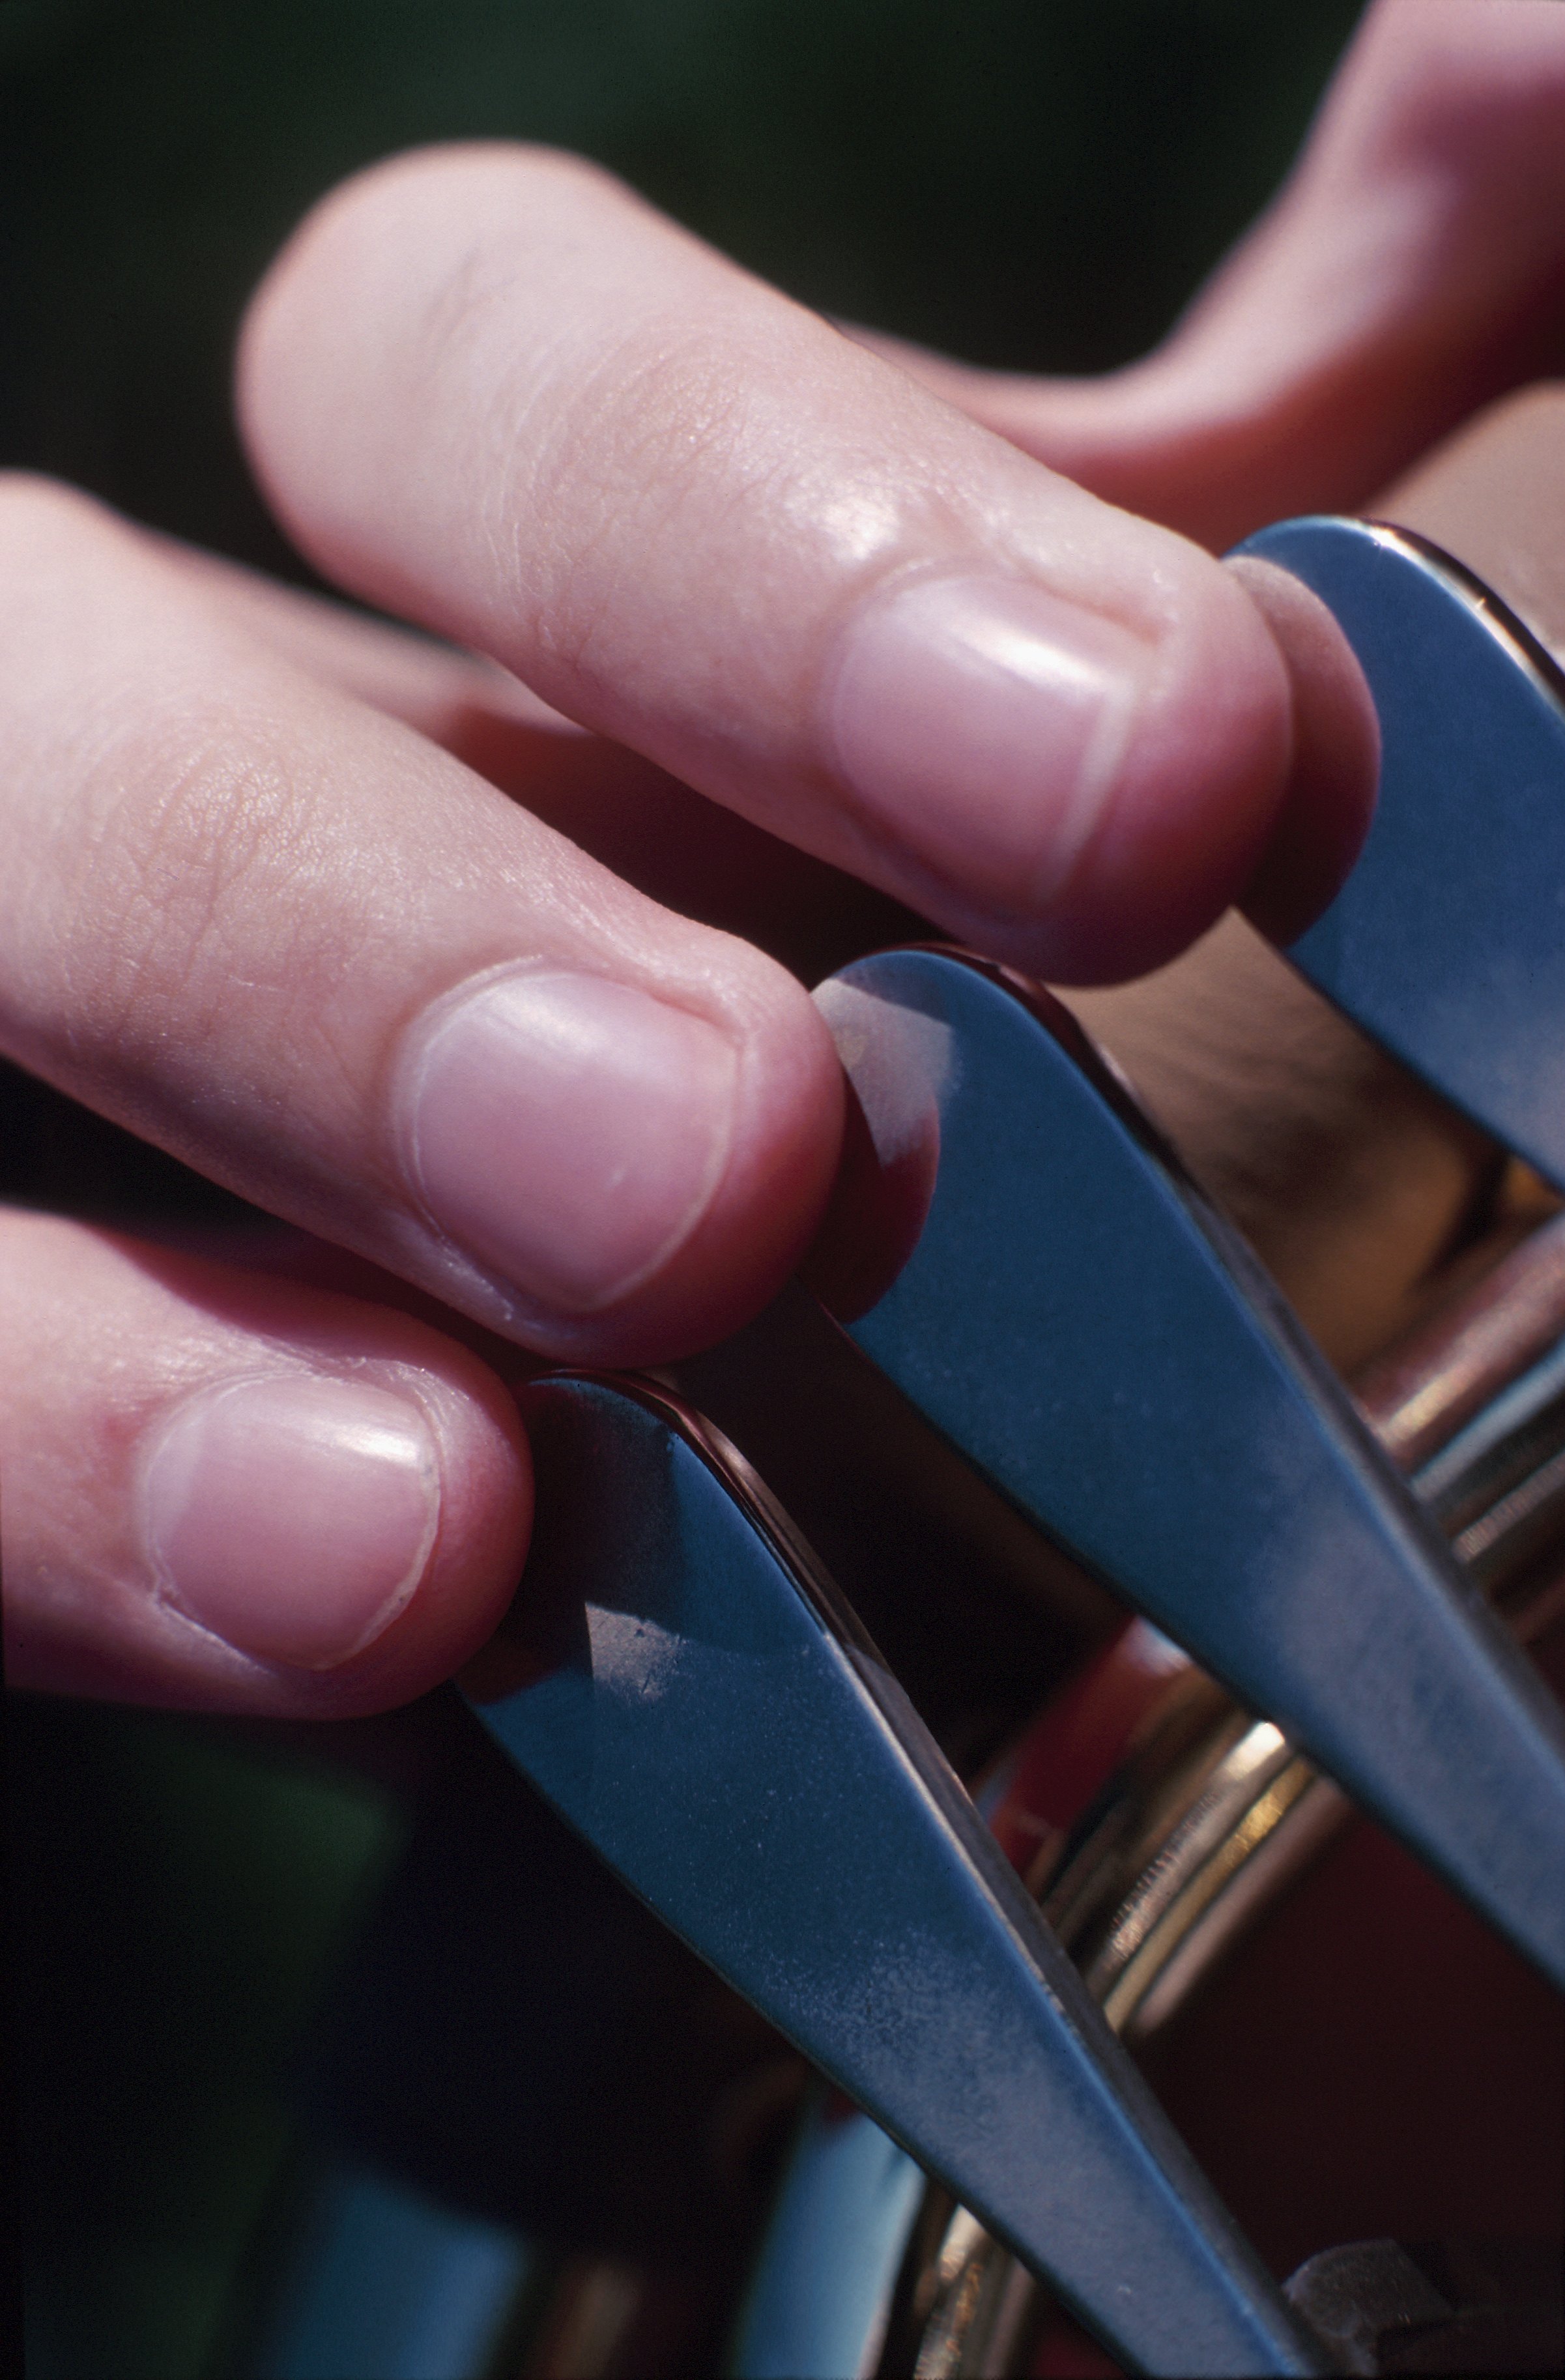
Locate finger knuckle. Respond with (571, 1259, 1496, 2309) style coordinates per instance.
(525, 325, 768, 648)
(0, 472, 121, 565)
(61, 706, 319, 1058)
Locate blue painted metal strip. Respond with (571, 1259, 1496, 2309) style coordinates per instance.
(820, 947, 1565, 1989)
(468, 1374, 1320, 2378)
(1237, 515, 1565, 1187)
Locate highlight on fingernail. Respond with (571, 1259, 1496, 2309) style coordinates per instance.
(826, 572, 1154, 913)
(398, 964, 739, 1320)
(141, 1372, 441, 1669)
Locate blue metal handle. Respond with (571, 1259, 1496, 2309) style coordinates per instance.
(817, 946, 1565, 1988)
(1235, 514, 1565, 1185)
(466, 1374, 1321, 2378)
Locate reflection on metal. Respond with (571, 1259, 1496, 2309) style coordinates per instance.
(519, 2260, 647, 2380)
(906, 2207, 1037, 2380)
(1104, 1760, 1330, 2045)
(730, 2094, 927, 2380)
(251, 2158, 534, 2380)
(870, 1213, 1565, 2380)
(466, 1101, 1565, 2380)
(817, 946, 1565, 1988)
(1089, 1739, 1308, 2035)
(1355, 1208, 1565, 1473)
(1414, 1333, 1565, 1593)
(465, 1376, 1320, 2378)
(1233, 518, 1565, 1189)
(472, 754, 1565, 2378)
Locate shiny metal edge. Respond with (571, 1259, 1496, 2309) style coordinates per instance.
(873, 1214, 1565, 2380)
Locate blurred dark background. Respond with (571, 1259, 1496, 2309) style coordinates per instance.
(5, 8, 1368, 2377)
(2, 0, 1364, 583)
(0, 0, 1364, 1228)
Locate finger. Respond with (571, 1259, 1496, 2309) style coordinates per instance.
(1064, 377, 1565, 1365)
(0, 1211, 529, 1713)
(1224, 555, 1379, 945)
(237, 145, 1359, 983)
(0, 477, 842, 1364)
(845, 0, 1565, 551)
(1065, 913, 1504, 1376)
(154, 536, 929, 980)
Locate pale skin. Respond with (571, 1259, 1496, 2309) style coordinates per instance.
(3, 0, 1563, 1716)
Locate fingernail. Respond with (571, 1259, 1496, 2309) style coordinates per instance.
(143, 1374, 440, 1668)
(827, 574, 1153, 912)
(400, 968, 738, 1316)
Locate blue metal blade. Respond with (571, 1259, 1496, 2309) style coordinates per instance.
(816, 946, 1565, 1988)
(1233, 515, 1565, 1185)
(467, 1374, 1321, 2379)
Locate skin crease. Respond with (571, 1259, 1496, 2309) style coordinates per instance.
(2, 0, 1562, 1714)
(237, 147, 1302, 987)
(0, 480, 844, 1369)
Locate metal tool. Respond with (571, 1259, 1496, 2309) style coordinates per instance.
(738, 1206, 1565, 2380)
(812, 945, 1565, 1988)
(460, 519, 1565, 2374)
(465, 1373, 1323, 2378)
(1233, 515, 1565, 1185)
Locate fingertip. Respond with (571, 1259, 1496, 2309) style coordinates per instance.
(652, 950, 849, 1353)
(145, 1314, 536, 1719)
(985, 549, 1375, 985)
(493, 943, 848, 1369)
(1225, 554, 1379, 946)
(336, 1326, 535, 1711)
(933, 548, 1297, 986)
(0, 1219, 536, 1717)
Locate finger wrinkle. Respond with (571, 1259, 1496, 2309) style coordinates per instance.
(517, 325, 766, 620)
(41, 718, 344, 1088)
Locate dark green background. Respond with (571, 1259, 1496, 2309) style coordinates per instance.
(0, 0, 1365, 1228)
(5, 8, 1367, 2376)
(3, 0, 1364, 578)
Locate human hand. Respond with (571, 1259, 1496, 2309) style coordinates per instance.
(2, 0, 1558, 1715)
